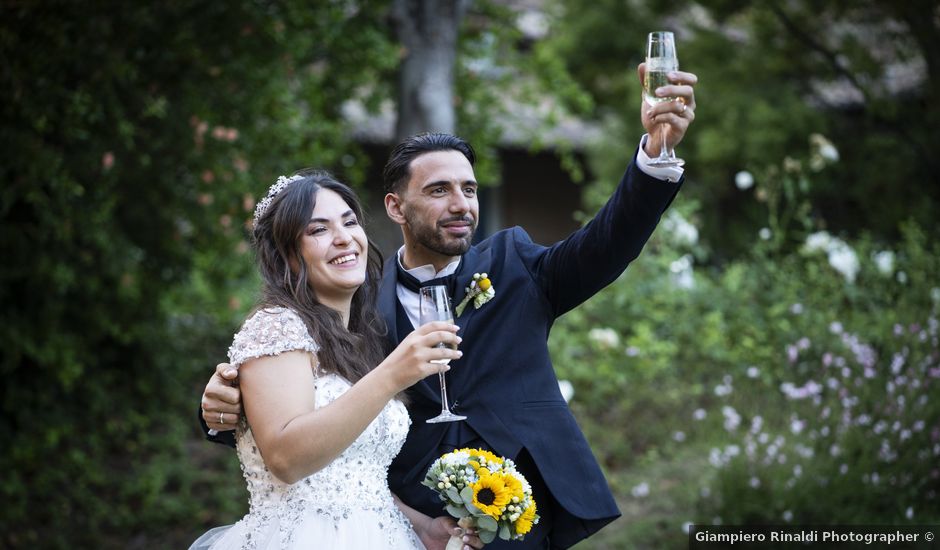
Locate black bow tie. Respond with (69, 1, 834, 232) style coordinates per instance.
(396, 257, 461, 298)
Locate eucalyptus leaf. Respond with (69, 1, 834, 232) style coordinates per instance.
(479, 529, 497, 544)
(445, 486, 462, 503)
(446, 504, 470, 518)
(499, 523, 511, 540)
(476, 515, 498, 532)
(459, 485, 474, 503)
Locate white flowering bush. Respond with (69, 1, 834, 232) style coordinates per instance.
(549, 133, 939, 537)
(553, 215, 939, 534)
(699, 277, 940, 524)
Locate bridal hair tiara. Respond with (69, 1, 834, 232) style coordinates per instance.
(253, 174, 305, 223)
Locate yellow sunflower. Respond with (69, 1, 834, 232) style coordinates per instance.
(502, 471, 525, 502)
(514, 501, 537, 535)
(471, 472, 511, 519)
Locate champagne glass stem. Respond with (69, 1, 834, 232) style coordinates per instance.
(658, 123, 671, 162)
(438, 372, 450, 414)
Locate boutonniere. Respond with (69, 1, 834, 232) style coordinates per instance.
(454, 273, 495, 317)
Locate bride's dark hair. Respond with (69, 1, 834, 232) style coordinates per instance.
(250, 170, 386, 384)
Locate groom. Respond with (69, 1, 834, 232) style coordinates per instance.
(201, 64, 697, 548)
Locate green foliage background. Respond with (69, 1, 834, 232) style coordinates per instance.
(1, 0, 937, 548)
(1, 1, 399, 547)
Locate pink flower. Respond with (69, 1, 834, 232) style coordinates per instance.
(102, 151, 115, 171)
(193, 121, 208, 149)
(787, 345, 799, 363)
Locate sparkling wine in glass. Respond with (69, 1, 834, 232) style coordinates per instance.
(644, 31, 685, 167)
(419, 285, 466, 423)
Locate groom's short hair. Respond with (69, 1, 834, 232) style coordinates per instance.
(382, 132, 476, 194)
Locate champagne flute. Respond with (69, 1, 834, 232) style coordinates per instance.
(419, 285, 467, 424)
(644, 31, 685, 167)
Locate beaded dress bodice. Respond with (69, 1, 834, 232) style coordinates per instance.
(224, 307, 418, 549)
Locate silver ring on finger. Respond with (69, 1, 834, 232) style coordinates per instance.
(219, 412, 225, 425)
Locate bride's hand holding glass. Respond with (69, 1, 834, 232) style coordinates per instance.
(379, 321, 462, 391)
(639, 31, 698, 166)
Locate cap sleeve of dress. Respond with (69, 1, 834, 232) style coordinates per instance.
(227, 307, 320, 369)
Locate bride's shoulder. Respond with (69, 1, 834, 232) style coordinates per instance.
(243, 305, 302, 327)
(228, 306, 319, 367)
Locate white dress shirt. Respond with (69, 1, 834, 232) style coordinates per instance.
(636, 134, 685, 183)
(395, 250, 461, 328)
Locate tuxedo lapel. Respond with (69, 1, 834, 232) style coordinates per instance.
(448, 246, 493, 390)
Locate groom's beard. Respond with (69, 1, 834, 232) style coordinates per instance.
(406, 211, 476, 258)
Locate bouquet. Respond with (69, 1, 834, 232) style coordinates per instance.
(422, 448, 539, 548)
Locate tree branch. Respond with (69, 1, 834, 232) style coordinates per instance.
(767, 3, 871, 105)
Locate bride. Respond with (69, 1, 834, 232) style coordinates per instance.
(191, 171, 476, 550)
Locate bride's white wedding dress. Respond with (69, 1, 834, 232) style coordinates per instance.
(193, 307, 425, 550)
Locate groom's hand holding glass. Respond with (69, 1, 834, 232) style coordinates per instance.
(638, 33, 697, 165)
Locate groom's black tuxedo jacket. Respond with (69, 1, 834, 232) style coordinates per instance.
(383, 154, 682, 549)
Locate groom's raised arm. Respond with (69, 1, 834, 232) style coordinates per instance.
(515, 149, 683, 318)
(515, 63, 696, 317)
